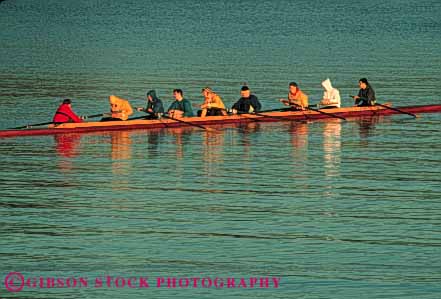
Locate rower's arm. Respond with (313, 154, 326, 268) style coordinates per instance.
(153, 101, 164, 114)
(182, 101, 194, 117)
(251, 97, 262, 112)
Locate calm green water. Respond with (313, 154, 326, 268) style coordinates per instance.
(1, 0, 440, 298)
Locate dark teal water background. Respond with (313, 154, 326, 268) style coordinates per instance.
(0, 0, 440, 298)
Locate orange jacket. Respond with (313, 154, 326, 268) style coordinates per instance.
(288, 90, 309, 109)
(109, 95, 133, 120)
(202, 93, 226, 110)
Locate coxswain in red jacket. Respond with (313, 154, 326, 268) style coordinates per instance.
(52, 99, 83, 123)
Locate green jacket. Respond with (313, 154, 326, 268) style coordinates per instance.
(167, 99, 194, 117)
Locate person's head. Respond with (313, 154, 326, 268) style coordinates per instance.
(321, 78, 332, 91)
(289, 82, 298, 94)
(201, 87, 212, 98)
(63, 99, 72, 106)
(173, 89, 184, 100)
(109, 95, 120, 109)
(359, 78, 369, 89)
(147, 90, 157, 102)
(240, 85, 250, 98)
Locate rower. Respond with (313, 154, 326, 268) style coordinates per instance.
(198, 87, 227, 117)
(136, 90, 164, 119)
(279, 82, 308, 110)
(53, 99, 83, 124)
(231, 85, 262, 114)
(351, 78, 376, 106)
(101, 95, 133, 121)
(318, 78, 341, 108)
(167, 89, 194, 118)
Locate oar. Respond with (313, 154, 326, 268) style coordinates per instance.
(8, 113, 105, 129)
(81, 113, 105, 120)
(191, 104, 289, 115)
(236, 110, 300, 123)
(9, 121, 55, 130)
(257, 107, 291, 113)
(128, 115, 154, 120)
(349, 95, 418, 118)
(277, 101, 346, 121)
(162, 114, 217, 131)
(306, 107, 346, 121)
(375, 102, 417, 118)
(129, 112, 223, 132)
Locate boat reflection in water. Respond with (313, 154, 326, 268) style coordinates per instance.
(169, 127, 194, 160)
(237, 122, 261, 147)
(237, 122, 261, 174)
(202, 129, 226, 179)
(54, 133, 82, 173)
(56, 130, 135, 190)
(144, 128, 164, 159)
(357, 116, 381, 141)
(110, 130, 132, 174)
(54, 134, 82, 158)
(322, 119, 342, 179)
(290, 121, 309, 151)
(284, 121, 309, 188)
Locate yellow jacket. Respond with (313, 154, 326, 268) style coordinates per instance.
(202, 93, 226, 110)
(109, 95, 133, 120)
(288, 90, 308, 109)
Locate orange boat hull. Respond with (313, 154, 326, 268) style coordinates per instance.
(1, 104, 440, 138)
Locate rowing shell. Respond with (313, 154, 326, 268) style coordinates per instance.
(1, 104, 440, 138)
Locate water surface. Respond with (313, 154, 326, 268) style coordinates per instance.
(0, 0, 440, 298)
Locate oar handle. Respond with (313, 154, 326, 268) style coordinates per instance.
(82, 113, 105, 120)
(87, 113, 105, 118)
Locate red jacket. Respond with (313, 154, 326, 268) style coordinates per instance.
(53, 104, 82, 123)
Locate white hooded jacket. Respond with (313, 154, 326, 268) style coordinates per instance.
(321, 79, 341, 108)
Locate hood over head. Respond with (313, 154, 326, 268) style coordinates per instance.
(146, 90, 158, 100)
(109, 95, 118, 104)
(321, 78, 333, 91)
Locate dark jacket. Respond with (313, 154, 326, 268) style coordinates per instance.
(144, 90, 164, 116)
(232, 94, 262, 113)
(356, 85, 376, 106)
(167, 99, 194, 117)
